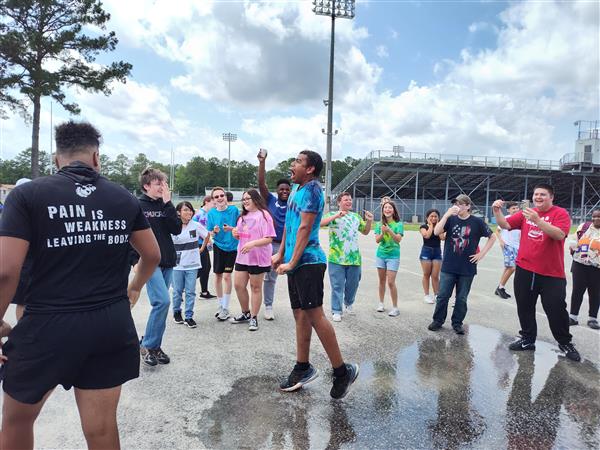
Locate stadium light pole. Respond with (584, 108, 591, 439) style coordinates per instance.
(222, 132, 237, 191)
(313, 0, 355, 210)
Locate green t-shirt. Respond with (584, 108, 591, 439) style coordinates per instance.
(374, 220, 404, 259)
(323, 211, 366, 265)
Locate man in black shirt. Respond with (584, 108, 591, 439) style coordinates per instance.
(136, 168, 182, 366)
(428, 195, 496, 334)
(0, 121, 160, 449)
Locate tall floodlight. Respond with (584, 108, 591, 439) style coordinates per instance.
(313, 0, 355, 210)
(222, 132, 237, 191)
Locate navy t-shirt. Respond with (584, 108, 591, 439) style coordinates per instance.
(441, 215, 492, 276)
(267, 193, 287, 242)
(0, 163, 150, 313)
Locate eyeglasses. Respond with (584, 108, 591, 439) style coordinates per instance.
(213, 194, 225, 199)
(242, 197, 252, 202)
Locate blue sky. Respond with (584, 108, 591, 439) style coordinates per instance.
(1, 0, 598, 170)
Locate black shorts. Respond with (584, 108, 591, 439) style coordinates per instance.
(235, 263, 271, 275)
(287, 264, 326, 310)
(213, 246, 237, 274)
(2, 299, 139, 404)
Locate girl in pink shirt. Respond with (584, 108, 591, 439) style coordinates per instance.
(231, 189, 276, 331)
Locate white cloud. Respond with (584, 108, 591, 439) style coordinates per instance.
(376, 45, 389, 58)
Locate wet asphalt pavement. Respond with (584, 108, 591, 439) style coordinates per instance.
(3, 230, 599, 449)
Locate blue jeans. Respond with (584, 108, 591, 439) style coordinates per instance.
(432, 271, 474, 327)
(142, 267, 173, 349)
(263, 242, 280, 307)
(172, 269, 197, 319)
(329, 262, 361, 314)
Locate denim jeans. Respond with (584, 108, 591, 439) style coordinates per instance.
(328, 262, 361, 314)
(263, 242, 280, 307)
(142, 266, 173, 349)
(432, 271, 474, 327)
(172, 269, 198, 319)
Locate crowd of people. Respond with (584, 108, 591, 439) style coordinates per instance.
(0, 120, 598, 448)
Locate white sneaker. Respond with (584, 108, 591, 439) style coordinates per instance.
(424, 294, 435, 304)
(217, 308, 230, 321)
(376, 303, 385, 312)
(332, 313, 342, 322)
(264, 306, 274, 321)
(345, 305, 355, 315)
(388, 308, 400, 317)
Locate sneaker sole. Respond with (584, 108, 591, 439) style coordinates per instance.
(280, 369, 319, 393)
(509, 345, 536, 351)
(249, 327, 258, 331)
(174, 320, 184, 324)
(264, 316, 274, 321)
(333, 364, 360, 400)
(185, 323, 197, 328)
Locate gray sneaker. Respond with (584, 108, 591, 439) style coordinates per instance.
(217, 308, 230, 321)
(249, 317, 258, 331)
(214, 305, 223, 319)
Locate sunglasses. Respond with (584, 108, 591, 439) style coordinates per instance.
(213, 194, 225, 199)
(242, 197, 252, 202)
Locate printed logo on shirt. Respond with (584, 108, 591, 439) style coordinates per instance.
(526, 216, 551, 241)
(75, 183, 96, 198)
(189, 229, 197, 239)
(450, 224, 471, 255)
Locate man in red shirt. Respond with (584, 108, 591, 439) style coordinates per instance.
(493, 184, 581, 361)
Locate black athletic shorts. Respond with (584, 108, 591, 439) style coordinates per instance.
(287, 263, 326, 310)
(2, 299, 139, 404)
(234, 263, 271, 275)
(213, 245, 237, 274)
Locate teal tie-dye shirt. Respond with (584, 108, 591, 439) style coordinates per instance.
(284, 180, 326, 270)
(323, 211, 366, 266)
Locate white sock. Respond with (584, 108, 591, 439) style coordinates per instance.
(570, 313, 578, 320)
(222, 294, 230, 309)
(499, 284, 505, 289)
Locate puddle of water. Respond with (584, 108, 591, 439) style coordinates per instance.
(189, 325, 600, 449)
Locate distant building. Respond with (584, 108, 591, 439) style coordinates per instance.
(0, 184, 16, 203)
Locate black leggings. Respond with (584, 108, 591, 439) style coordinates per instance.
(197, 248, 211, 293)
(513, 266, 571, 345)
(570, 261, 600, 319)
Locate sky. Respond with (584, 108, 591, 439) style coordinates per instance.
(1, 0, 599, 170)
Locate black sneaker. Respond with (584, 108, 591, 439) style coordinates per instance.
(453, 324, 465, 335)
(588, 319, 600, 330)
(569, 317, 579, 326)
(428, 321, 442, 331)
(248, 317, 258, 331)
(558, 343, 581, 362)
(280, 365, 319, 392)
(230, 312, 251, 324)
(330, 363, 360, 400)
(173, 311, 184, 324)
(140, 347, 158, 367)
(154, 348, 170, 364)
(185, 318, 197, 328)
(494, 287, 511, 299)
(200, 292, 217, 299)
(509, 338, 536, 351)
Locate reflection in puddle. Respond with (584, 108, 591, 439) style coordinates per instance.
(190, 325, 599, 449)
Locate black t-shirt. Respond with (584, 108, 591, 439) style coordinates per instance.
(441, 215, 492, 276)
(0, 162, 149, 313)
(420, 224, 441, 248)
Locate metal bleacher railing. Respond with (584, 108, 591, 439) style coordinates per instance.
(333, 150, 561, 196)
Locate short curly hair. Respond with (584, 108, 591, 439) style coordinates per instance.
(54, 121, 102, 155)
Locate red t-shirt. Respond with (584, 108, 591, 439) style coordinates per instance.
(506, 206, 571, 278)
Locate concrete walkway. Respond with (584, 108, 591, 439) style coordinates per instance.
(4, 230, 599, 449)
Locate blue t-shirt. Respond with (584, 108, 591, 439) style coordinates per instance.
(442, 215, 492, 276)
(284, 180, 326, 270)
(267, 193, 287, 242)
(192, 208, 209, 244)
(207, 205, 239, 252)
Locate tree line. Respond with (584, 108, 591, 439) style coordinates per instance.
(0, 149, 361, 196)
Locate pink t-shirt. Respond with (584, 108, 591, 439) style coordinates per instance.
(235, 210, 276, 267)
